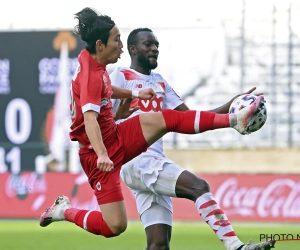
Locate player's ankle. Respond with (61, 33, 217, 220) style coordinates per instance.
(229, 113, 237, 127)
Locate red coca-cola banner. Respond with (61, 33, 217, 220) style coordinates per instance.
(1, 172, 299, 222)
(0, 172, 139, 219)
(172, 174, 300, 222)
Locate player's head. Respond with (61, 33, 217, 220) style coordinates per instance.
(127, 28, 159, 71)
(74, 7, 123, 64)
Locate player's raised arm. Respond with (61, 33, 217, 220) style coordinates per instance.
(209, 87, 260, 114)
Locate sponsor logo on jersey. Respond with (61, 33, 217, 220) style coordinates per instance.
(100, 98, 110, 107)
(131, 96, 164, 112)
(136, 84, 143, 88)
(138, 97, 164, 112)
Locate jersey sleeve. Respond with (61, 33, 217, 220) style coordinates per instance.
(163, 79, 184, 110)
(79, 64, 102, 114)
(110, 68, 126, 114)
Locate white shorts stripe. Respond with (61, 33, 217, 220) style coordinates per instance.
(83, 211, 92, 231)
(194, 111, 201, 133)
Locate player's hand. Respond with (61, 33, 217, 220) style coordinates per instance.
(96, 155, 114, 172)
(115, 98, 140, 120)
(229, 87, 263, 106)
(138, 88, 156, 100)
(213, 87, 263, 114)
(241, 87, 263, 96)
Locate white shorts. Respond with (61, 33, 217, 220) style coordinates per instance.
(120, 150, 185, 217)
(140, 202, 173, 228)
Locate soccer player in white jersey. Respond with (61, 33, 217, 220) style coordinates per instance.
(110, 28, 275, 250)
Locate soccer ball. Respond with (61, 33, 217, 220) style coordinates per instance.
(229, 94, 267, 133)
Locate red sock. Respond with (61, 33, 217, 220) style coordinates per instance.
(213, 114, 230, 129)
(161, 110, 230, 133)
(64, 208, 80, 222)
(64, 208, 116, 238)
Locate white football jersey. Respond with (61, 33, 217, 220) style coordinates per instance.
(110, 67, 183, 156)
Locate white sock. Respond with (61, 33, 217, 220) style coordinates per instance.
(195, 192, 244, 250)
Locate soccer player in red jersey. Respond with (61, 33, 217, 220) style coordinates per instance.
(39, 8, 271, 249)
(110, 28, 275, 250)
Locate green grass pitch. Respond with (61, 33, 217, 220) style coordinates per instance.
(0, 220, 299, 250)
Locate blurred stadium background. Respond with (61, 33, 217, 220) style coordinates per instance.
(0, 0, 299, 249)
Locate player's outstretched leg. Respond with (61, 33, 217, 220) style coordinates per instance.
(156, 95, 265, 142)
(40, 195, 120, 237)
(40, 195, 71, 227)
(240, 239, 276, 250)
(233, 95, 265, 135)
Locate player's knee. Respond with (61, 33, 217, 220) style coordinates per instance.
(108, 221, 127, 236)
(200, 179, 210, 193)
(176, 173, 211, 201)
(95, 218, 127, 238)
(193, 178, 210, 199)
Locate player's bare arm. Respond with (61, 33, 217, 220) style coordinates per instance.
(83, 110, 114, 172)
(209, 87, 260, 114)
(111, 85, 156, 100)
(174, 88, 260, 115)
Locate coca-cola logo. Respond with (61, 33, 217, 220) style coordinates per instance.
(214, 178, 300, 218)
(5, 173, 47, 198)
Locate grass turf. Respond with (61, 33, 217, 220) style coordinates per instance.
(0, 220, 299, 250)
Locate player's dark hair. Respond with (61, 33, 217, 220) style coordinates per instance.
(127, 28, 153, 55)
(74, 7, 115, 53)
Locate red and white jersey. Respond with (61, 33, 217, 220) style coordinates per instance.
(110, 67, 183, 155)
(69, 50, 116, 148)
